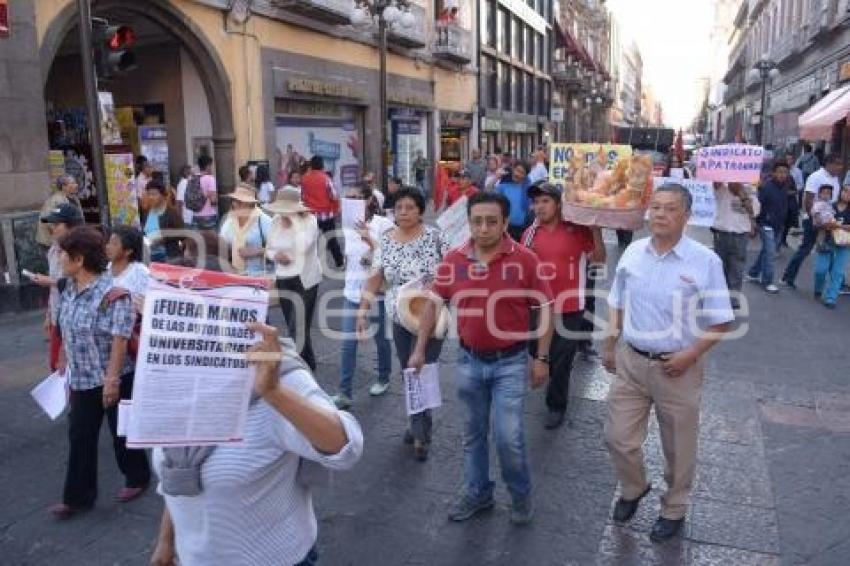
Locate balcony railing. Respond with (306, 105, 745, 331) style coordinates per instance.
(274, 0, 355, 25)
(387, 3, 427, 49)
(551, 59, 582, 88)
(433, 23, 472, 64)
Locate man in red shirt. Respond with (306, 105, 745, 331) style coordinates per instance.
(409, 191, 554, 526)
(300, 155, 343, 268)
(521, 182, 605, 429)
(444, 169, 480, 209)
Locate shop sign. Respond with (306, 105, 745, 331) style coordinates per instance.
(288, 78, 366, 100)
(388, 91, 433, 108)
(839, 60, 850, 83)
(0, 0, 9, 38)
(440, 112, 473, 128)
(390, 108, 424, 120)
(551, 107, 565, 122)
(481, 117, 502, 131)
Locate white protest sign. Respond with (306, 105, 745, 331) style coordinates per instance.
(30, 370, 68, 420)
(340, 198, 366, 230)
(127, 263, 269, 448)
(403, 364, 442, 416)
(341, 198, 367, 250)
(654, 177, 716, 227)
(436, 196, 470, 250)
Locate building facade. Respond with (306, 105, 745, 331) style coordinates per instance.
(721, 0, 850, 154)
(0, 0, 478, 306)
(550, 0, 614, 143)
(478, 0, 554, 157)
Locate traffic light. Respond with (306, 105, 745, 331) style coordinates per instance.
(92, 18, 137, 79)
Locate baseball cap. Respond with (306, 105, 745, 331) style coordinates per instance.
(528, 181, 561, 199)
(41, 203, 84, 225)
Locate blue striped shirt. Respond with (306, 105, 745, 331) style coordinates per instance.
(608, 236, 733, 354)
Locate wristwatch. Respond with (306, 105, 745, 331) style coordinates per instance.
(535, 354, 550, 364)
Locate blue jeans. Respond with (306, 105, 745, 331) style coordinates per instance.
(814, 246, 850, 305)
(338, 299, 391, 397)
(783, 217, 816, 284)
(748, 225, 778, 285)
(456, 349, 531, 500)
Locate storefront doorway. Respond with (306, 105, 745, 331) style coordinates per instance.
(39, 0, 234, 225)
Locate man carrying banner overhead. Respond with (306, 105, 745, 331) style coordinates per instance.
(521, 182, 605, 429)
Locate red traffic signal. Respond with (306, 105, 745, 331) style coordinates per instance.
(108, 26, 136, 50)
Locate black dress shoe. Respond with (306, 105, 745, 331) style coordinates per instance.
(544, 410, 565, 430)
(612, 484, 651, 523)
(650, 516, 684, 542)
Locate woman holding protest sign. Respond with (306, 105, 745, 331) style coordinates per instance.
(219, 183, 273, 276)
(264, 186, 322, 370)
(50, 226, 150, 519)
(357, 188, 447, 461)
(150, 322, 363, 566)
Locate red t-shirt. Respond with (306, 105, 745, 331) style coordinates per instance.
(432, 236, 554, 352)
(446, 185, 479, 208)
(520, 221, 594, 313)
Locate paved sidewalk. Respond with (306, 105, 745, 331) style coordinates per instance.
(1, 232, 848, 565)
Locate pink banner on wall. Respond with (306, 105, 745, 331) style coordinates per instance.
(695, 144, 765, 183)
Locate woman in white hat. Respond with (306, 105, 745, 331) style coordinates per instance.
(219, 183, 272, 276)
(264, 186, 322, 370)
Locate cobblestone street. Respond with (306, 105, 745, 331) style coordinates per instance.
(1, 231, 849, 565)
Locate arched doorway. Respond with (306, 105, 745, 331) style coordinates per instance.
(38, 0, 235, 222)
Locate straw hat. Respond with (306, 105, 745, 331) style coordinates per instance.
(223, 182, 260, 204)
(396, 288, 451, 339)
(264, 185, 310, 215)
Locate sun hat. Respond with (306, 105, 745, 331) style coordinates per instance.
(222, 182, 260, 204)
(264, 185, 310, 215)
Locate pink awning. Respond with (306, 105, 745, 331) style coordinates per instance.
(799, 85, 850, 140)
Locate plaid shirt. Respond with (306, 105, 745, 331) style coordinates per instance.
(58, 274, 134, 391)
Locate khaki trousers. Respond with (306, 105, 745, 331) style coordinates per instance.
(604, 344, 704, 520)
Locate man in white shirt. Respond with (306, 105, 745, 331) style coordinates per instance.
(527, 149, 549, 185)
(712, 182, 759, 309)
(603, 183, 733, 543)
(782, 153, 842, 288)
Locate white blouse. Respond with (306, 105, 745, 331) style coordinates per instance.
(110, 262, 150, 297)
(153, 368, 363, 566)
(265, 214, 323, 289)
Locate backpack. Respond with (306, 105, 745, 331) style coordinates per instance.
(184, 174, 207, 213)
(104, 288, 141, 359)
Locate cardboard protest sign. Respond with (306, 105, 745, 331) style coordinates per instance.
(695, 144, 764, 183)
(127, 263, 269, 448)
(654, 177, 716, 227)
(436, 195, 471, 250)
(550, 143, 653, 230)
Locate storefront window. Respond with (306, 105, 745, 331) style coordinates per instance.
(274, 101, 363, 190)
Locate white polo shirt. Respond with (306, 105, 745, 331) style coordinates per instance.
(804, 167, 840, 203)
(609, 236, 734, 354)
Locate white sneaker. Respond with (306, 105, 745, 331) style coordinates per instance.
(369, 381, 390, 396)
(331, 393, 352, 410)
(765, 284, 779, 293)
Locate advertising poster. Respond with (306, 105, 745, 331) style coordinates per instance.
(695, 144, 764, 183)
(275, 117, 360, 192)
(127, 264, 269, 448)
(48, 150, 66, 182)
(105, 152, 140, 227)
(138, 125, 170, 186)
(98, 92, 123, 145)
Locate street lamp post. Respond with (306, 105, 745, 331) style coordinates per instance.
(748, 59, 780, 146)
(352, 1, 414, 190)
